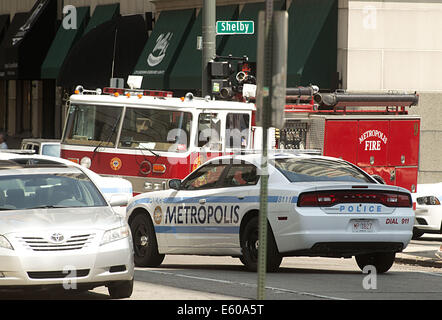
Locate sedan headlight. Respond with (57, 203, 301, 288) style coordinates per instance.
(417, 196, 441, 206)
(100, 225, 130, 246)
(0, 235, 14, 250)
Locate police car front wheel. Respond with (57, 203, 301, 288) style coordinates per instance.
(130, 213, 165, 267)
(240, 216, 282, 272)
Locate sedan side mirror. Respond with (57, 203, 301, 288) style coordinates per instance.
(169, 179, 181, 190)
(109, 194, 129, 207)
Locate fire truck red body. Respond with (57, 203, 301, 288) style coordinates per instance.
(281, 90, 420, 192)
(60, 86, 420, 194)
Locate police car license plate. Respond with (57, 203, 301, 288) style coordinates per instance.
(351, 220, 374, 233)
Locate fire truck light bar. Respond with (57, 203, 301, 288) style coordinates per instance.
(103, 87, 173, 98)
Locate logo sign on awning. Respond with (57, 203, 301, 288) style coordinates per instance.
(216, 21, 254, 35)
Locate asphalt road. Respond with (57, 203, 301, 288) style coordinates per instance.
(1, 236, 440, 301)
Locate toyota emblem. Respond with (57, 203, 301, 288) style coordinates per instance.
(50, 233, 65, 243)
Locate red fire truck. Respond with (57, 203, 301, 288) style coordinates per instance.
(60, 85, 420, 194)
(281, 88, 420, 193)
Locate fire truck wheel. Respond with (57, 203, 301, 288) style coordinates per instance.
(240, 216, 282, 272)
(130, 213, 165, 267)
(355, 252, 396, 274)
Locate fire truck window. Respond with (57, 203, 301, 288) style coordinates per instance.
(63, 104, 122, 147)
(119, 108, 192, 152)
(222, 163, 259, 187)
(198, 113, 221, 150)
(181, 164, 228, 190)
(225, 113, 250, 149)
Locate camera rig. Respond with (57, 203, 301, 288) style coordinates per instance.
(209, 55, 256, 100)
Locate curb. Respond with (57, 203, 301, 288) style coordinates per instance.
(395, 254, 442, 269)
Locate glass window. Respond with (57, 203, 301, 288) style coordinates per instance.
(197, 113, 221, 150)
(273, 158, 373, 183)
(63, 104, 122, 147)
(0, 172, 107, 210)
(222, 163, 259, 187)
(225, 113, 250, 149)
(119, 108, 192, 152)
(41, 144, 61, 157)
(181, 164, 228, 190)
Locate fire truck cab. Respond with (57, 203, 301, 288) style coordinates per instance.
(61, 88, 256, 194)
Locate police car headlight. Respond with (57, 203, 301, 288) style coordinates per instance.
(0, 235, 14, 250)
(417, 196, 441, 206)
(100, 226, 130, 245)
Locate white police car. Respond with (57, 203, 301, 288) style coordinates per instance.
(127, 153, 414, 273)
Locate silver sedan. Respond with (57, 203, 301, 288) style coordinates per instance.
(0, 158, 134, 298)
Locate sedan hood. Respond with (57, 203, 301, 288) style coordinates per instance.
(0, 207, 121, 236)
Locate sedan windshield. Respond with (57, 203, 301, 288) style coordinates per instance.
(273, 158, 373, 183)
(0, 173, 107, 210)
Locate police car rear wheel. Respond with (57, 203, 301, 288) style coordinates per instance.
(130, 214, 165, 267)
(241, 216, 282, 272)
(355, 252, 396, 274)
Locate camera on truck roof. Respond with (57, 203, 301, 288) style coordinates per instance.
(209, 55, 256, 100)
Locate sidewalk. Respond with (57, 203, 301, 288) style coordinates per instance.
(396, 236, 442, 268)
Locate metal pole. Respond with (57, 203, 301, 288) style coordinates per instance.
(257, 0, 274, 300)
(202, 0, 216, 97)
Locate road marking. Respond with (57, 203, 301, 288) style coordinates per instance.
(418, 271, 442, 277)
(138, 269, 347, 300)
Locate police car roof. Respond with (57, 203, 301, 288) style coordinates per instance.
(211, 151, 322, 164)
(209, 150, 354, 166)
(69, 94, 255, 111)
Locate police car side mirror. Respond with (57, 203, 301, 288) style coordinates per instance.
(371, 175, 386, 184)
(169, 179, 181, 190)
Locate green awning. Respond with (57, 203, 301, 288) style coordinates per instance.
(0, 14, 10, 43)
(84, 3, 119, 35)
(287, 0, 337, 89)
(168, 5, 239, 90)
(41, 6, 90, 79)
(0, 0, 57, 80)
(133, 9, 195, 90)
(220, 1, 284, 63)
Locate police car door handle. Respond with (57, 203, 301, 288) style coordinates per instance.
(199, 199, 206, 204)
(237, 196, 245, 200)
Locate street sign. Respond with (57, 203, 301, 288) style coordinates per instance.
(216, 21, 254, 35)
(256, 11, 288, 128)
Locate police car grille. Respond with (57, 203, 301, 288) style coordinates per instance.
(18, 234, 95, 251)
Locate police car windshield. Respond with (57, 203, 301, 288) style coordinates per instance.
(0, 173, 107, 210)
(273, 158, 372, 183)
